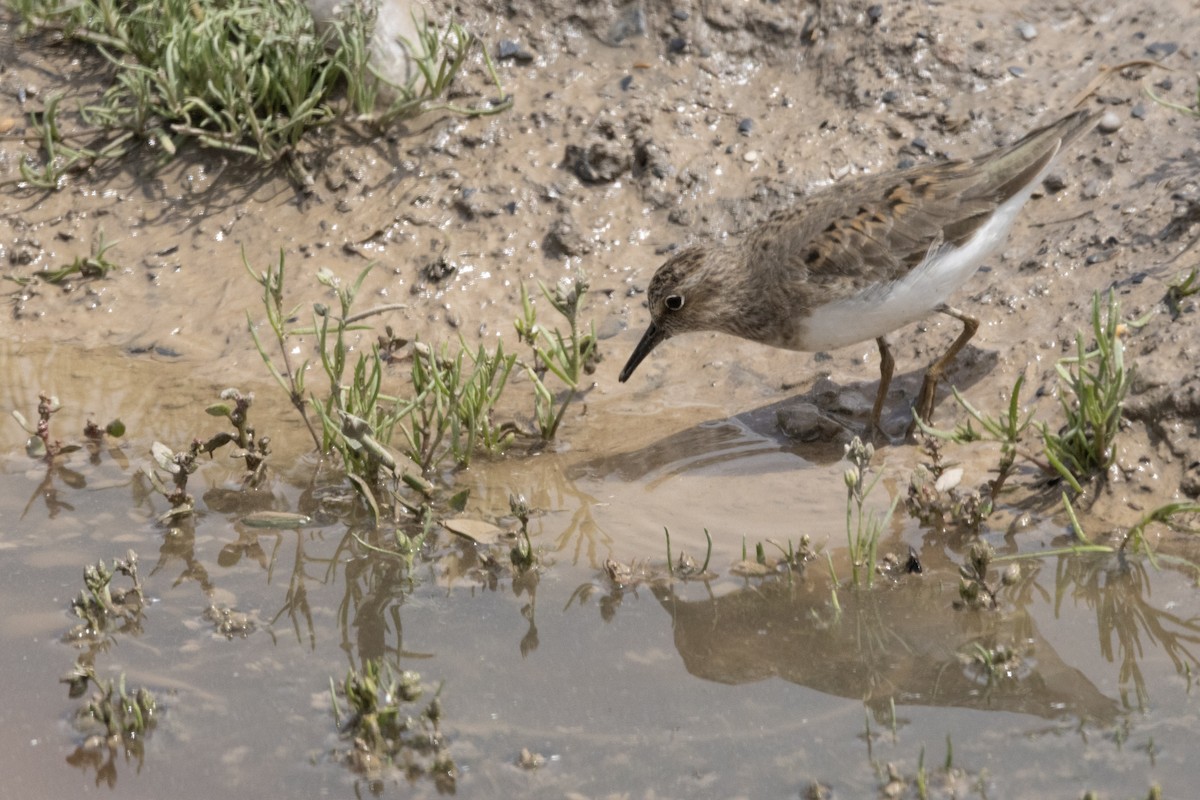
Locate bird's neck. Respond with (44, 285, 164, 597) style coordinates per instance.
(702, 248, 790, 344)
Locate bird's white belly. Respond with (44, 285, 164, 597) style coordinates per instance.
(797, 186, 1034, 352)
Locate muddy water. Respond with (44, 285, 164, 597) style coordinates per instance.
(4, 0, 1200, 796)
(2, 336, 1199, 798)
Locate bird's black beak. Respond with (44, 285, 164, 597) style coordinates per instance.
(619, 321, 668, 382)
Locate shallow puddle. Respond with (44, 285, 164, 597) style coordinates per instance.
(1, 339, 1197, 798)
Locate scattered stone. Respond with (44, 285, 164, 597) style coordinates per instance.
(881, 89, 898, 104)
(1145, 41, 1178, 58)
(910, 137, 928, 152)
(776, 403, 849, 443)
(1016, 22, 1037, 41)
(668, 36, 687, 53)
(867, 4, 883, 24)
(934, 467, 963, 493)
(606, 3, 646, 45)
(742, 150, 759, 162)
(1041, 173, 1066, 193)
(1097, 111, 1122, 133)
(737, 117, 753, 135)
(517, 748, 546, 770)
(1131, 104, 1147, 119)
(619, 74, 634, 91)
(497, 39, 534, 62)
(672, 9, 689, 21)
(1008, 65, 1024, 78)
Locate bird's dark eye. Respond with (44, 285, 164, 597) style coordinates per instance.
(664, 294, 684, 311)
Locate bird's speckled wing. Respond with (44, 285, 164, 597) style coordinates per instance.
(744, 110, 1100, 294)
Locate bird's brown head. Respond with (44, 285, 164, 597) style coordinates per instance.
(619, 246, 730, 382)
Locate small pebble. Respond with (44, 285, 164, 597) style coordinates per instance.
(1145, 41, 1179, 58)
(672, 9, 689, 21)
(1008, 66, 1025, 78)
(910, 137, 928, 152)
(737, 117, 753, 135)
(1016, 22, 1037, 41)
(1042, 173, 1066, 193)
(867, 4, 883, 23)
(880, 89, 898, 104)
(619, 75, 634, 91)
(518, 748, 546, 770)
(1097, 111, 1122, 133)
(776, 403, 846, 443)
(497, 39, 534, 62)
(607, 6, 646, 44)
(668, 36, 687, 53)
(1131, 104, 1147, 120)
(743, 150, 759, 163)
